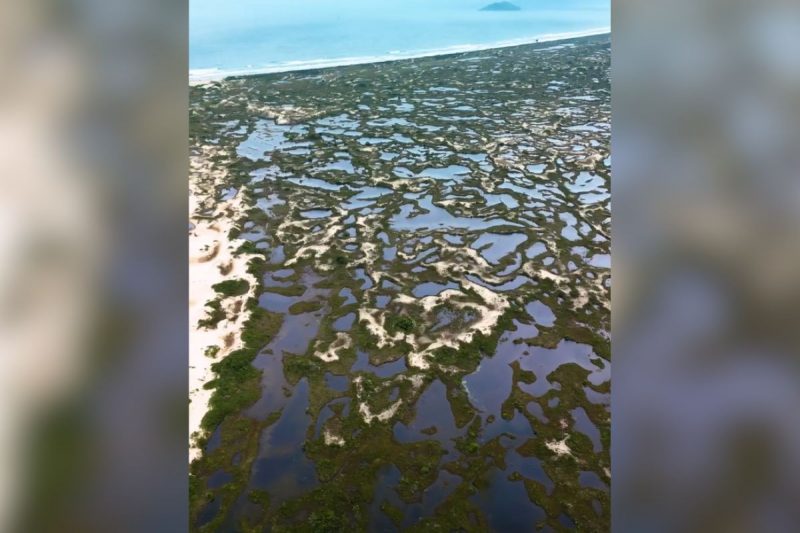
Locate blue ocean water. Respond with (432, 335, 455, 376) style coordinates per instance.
(190, 0, 609, 81)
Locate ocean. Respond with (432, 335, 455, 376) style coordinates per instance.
(190, 0, 609, 82)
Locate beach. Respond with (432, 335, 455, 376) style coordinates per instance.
(190, 27, 610, 85)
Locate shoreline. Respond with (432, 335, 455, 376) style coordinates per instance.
(190, 27, 610, 85)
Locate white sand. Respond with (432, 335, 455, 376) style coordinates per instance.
(188, 145, 259, 462)
(358, 399, 403, 424)
(359, 278, 509, 371)
(323, 429, 346, 447)
(545, 437, 572, 457)
(313, 332, 351, 363)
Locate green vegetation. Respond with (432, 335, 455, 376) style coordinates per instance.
(386, 315, 415, 334)
(288, 300, 323, 315)
(198, 299, 225, 329)
(189, 33, 610, 531)
(248, 489, 271, 507)
(263, 285, 306, 297)
(200, 304, 281, 432)
(212, 278, 250, 297)
(283, 355, 323, 383)
(309, 509, 344, 532)
(380, 502, 404, 526)
(204, 345, 220, 358)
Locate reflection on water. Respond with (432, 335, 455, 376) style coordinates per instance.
(390, 196, 519, 231)
(518, 341, 609, 397)
(251, 379, 319, 505)
(572, 406, 603, 452)
(393, 380, 462, 454)
(464, 320, 538, 414)
(351, 350, 408, 378)
(526, 300, 556, 326)
(402, 470, 462, 527)
(471, 467, 547, 531)
(470, 232, 528, 264)
(579, 470, 607, 490)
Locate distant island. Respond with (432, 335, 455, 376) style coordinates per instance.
(480, 1, 521, 11)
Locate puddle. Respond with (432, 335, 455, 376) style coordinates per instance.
(368, 465, 403, 531)
(287, 176, 343, 191)
(526, 300, 556, 327)
(314, 397, 350, 438)
(518, 341, 609, 397)
(505, 446, 554, 494)
(466, 274, 532, 292)
(580, 192, 610, 204)
(412, 281, 458, 298)
(250, 379, 319, 505)
(208, 469, 233, 489)
(471, 468, 546, 531)
(571, 407, 603, 452)
(196, 498, 220, 528)
(418, 165, 470, 180)
(258, 291, 299, 313)
(402, 470, 462, 527)
(484, 193, 519, 209)
(567, 172, 605, 193)
(463, 321, 538, 415)
(299, 209, 333, 219)
(351, 350, 407, 378)
(390, 196, 519, 231)
(589, 253, 610, 269)
(481, 410, 534, 444)
(333, 312, 355, 331)
(579, 471, 607, 490)
(470, 233, 527, 264)
(324, 373, 349, 393)
(393, 380, 462, 453)
(205, 424, 223, 455)
(237, 119, 305, 161)
(320, 159, 356, 173)
(339, 288, 356, 305)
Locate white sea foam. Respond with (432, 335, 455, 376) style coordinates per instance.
(189, 27, 610, 85)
